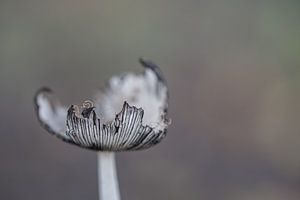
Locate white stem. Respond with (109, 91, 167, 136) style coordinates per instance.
(97, 152, 121, 200)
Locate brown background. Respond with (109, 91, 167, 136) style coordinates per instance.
(0, 0, 300, 199)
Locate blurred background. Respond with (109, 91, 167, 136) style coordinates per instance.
(0, 0, 300, 199)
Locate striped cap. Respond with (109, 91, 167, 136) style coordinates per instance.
(34, 59, 170, 151)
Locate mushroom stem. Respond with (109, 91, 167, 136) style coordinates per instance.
(97, 152, 121, 200)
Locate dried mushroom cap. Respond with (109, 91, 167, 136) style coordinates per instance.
(34, 59, 170, 151)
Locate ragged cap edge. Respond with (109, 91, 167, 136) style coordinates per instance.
(66, 101, 168, 151)
(139, 58, 166, 84)
(33, 87, 77, 145)
(34, 88, 168, 151)
(93, 58, 170, 128)
(101, 59, 168, 96)
(139, 58, 170, 113)
(33, 60, 170, 151)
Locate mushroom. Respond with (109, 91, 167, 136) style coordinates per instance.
(34, 59, 170, 200)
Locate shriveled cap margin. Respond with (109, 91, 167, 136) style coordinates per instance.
(34, 59, 169, 151)
(66, 102, 167, 151)
(34, 87, 76, 145)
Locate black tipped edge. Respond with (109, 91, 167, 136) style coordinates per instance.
(122, 101, 144, 113)
(34, 87, 52, 107)
(139, 58, 166, 84)
(34, 87, 52, 116)
(34, 87, 57, 136)
(67, 105, 75, 116)
(36, 87, 52, 94)
(123, 101, 129, 107)
(33, 87, 73, 144)
(82, 107, 95, 118)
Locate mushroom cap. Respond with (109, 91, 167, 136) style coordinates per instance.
(34, 59, 170, 151)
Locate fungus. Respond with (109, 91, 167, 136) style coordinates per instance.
(34, 59, 170, 200)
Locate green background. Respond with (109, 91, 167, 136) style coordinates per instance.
(0, 0, 299, 199)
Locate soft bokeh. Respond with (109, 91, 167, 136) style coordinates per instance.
(0, 0, 299, 199)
